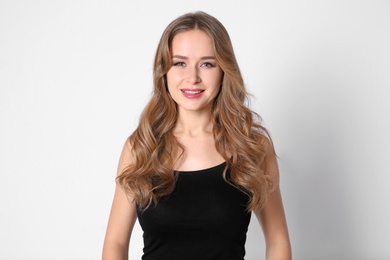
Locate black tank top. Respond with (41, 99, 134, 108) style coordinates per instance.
(136, 162, 251, 260)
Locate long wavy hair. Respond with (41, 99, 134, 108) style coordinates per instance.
(117, 11, 276, 211)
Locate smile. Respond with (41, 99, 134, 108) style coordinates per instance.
(181, 90, 204, 94)
(181, 89, 205, 99)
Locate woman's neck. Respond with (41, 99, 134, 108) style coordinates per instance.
(174, 110, 213, 137)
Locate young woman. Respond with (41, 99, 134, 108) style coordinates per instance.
(103, 11, 291, 260)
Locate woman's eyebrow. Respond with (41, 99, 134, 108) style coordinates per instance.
(172, 55, 216, 60)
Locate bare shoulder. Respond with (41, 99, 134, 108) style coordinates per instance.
(117, 137, 135, 177)
(258, 134, 279, 179)
(257, 134, 276, 157)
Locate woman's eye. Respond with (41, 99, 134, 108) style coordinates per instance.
(173, 62, 186, 67)
(201, 62, 215, 68)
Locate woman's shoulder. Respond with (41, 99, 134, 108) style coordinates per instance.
(117, 137, 135, 177)
(256, 133, 274, 155)
(255, 133, 278, 175)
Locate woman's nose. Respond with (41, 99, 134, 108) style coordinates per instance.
(186, 66, 201, 84)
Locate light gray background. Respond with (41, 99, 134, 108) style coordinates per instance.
(1, 0, 389, 259)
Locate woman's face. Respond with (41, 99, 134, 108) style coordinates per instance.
(166, 29, 223, 115)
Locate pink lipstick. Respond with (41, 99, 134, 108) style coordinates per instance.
(181, 89, 205, 99)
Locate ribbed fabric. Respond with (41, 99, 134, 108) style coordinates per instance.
(137, 162, 251, 260)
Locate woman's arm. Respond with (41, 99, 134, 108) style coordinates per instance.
(254, 142, 292, 260)
(102, 141, 138, 260)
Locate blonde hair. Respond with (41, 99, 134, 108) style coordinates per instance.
(117, 11, 275, 211)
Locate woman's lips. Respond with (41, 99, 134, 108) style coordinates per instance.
(181, 89, 205, 99)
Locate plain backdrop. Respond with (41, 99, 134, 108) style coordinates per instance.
(1, 0, 390, 259)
